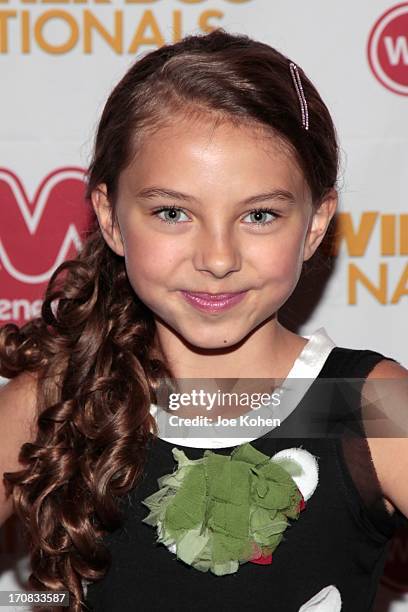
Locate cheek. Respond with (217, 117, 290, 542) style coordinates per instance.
(250, 228, 305, 284)
(121, 229, 183, 293)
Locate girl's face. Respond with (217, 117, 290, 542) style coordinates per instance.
(93, 114, 337, 350)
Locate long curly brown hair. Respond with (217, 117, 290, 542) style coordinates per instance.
(0, 28, 339, 611)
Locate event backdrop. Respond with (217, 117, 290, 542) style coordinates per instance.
(0, 0, 407, 610)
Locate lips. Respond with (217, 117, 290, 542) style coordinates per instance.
(185, 292, 244, 300)
(180, 290, 248, 313)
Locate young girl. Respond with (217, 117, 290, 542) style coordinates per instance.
(1, 28, 407, 612)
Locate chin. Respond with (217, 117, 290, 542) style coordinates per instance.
(188, 337, 242, 351)
(179, 325, 250, 351)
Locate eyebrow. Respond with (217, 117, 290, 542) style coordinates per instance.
(135, 186, 297, 206)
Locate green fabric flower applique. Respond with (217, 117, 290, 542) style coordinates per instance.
(141, 442, 318, 576)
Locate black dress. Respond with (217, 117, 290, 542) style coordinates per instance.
(84, 346, 408, 612)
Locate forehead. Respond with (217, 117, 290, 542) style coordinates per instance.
(120, 114, 310, 202)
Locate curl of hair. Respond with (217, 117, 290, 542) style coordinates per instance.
(0, 28, 340, 611)
(1, 224, 173, 610)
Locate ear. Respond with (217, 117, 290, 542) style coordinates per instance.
(303, 188, 338, 262)
(91, 183, 125, 257)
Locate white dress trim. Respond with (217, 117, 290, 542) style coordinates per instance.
(150, 327, 336, 448)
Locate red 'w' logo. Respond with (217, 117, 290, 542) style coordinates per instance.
(0, 168, 92, 326)
(367, 3, 408, 95)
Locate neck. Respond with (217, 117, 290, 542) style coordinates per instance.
(154, 319, 307, 381)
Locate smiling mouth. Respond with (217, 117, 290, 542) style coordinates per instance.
(180, 290, 248, 312)
(182, 291, 247, 298)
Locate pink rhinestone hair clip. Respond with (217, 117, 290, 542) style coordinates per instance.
(289, 62, 309, 131)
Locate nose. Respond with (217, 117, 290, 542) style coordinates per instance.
(193, 227, 242, 279)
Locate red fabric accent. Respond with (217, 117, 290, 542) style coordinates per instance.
(249, 553, 273, 565)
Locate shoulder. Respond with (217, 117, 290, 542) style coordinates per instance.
(0, 371, 39, 526)
(365, 358, 408, 521)
(367, 358, 408, 379)
(0, 371, 39, 412)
